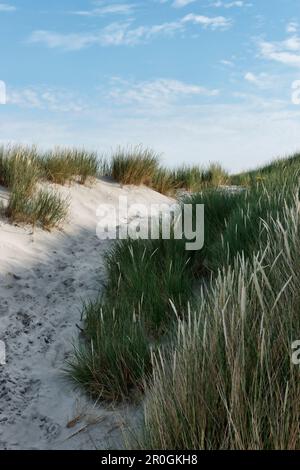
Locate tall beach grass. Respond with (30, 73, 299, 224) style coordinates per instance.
(172, 163, 228, 193)
(42, 147, 99, 185)
(111, 146, 161, 186)
(67, 151, 300, 449)
(68, 233, 194, 401)
(0, 145, 71, 228)
(110, 146, 228, 194)
(134, 196, 300, 449)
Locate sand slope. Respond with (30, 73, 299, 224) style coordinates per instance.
(0, 178, 173, 450)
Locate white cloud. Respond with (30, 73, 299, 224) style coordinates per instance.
(29, 13, 232, 50)
(73, 3, 136, 17)
(172, 0, 196, 8)
(0, 80, 6, 104)
(108, 78, 219, 106)
(29, 31, 93, 50)
(286, 22, 298, 34)
(6, 78, 219, 113)
(244, 72, 273, 88)
(220, 59, 234, 66)
(211, 1, 252, 8)
(259, 35, 300, 68)
(182, 13, 232, 30)
(7, 87, 86, 113)
(0, 3, 16, 12)
(29, 21, 184, 50)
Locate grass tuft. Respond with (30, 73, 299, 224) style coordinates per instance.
(0, 144, 70, 228)
(171, 163, 228, 193)
(42, 147, 99, 185)
(6, 188, 69, 229)
(68, 299, 151, 402)
(0, 144, 41, 194)
(111, 146, 161, 186)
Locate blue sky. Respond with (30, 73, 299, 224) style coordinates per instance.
(1, 0, 300, 171)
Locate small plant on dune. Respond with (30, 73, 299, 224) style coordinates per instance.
(172, 165, 204, 192)
(41, 149, 74, 185)
(171, 163, 228, 193)
(202, 162, 229, 187)
(0, 144, 41, 194)
(28, 189, 70, 229)
(68, 299, 151, 402)
(110, 147, 228, 194)
(0, 145, 69, 228)
(151, 167, 178, 195)
(42, 147, 99, 185)
(6, 188, 69, 229)
(111, 145, 160, 186)
(97, 156, 112, 178)
(70, 149, 99, 184)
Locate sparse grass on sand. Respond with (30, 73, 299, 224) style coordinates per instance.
(110, 146, 228, 195)
(6, 189, 69, 230)
(151, 167, 179, 195)
(69, 153, 300, 449)
(0, 144, 102, 229)
(0, 144, 41, 193)
(42, 147, 99, 185)
(25, 189, 70, 230)
(111, 145, 161, 187)
(0, 143, 229, 230)
(171, 163, 228, 193)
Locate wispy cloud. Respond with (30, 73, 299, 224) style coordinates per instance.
(29, 21, 184, 50)
(182, 13, 232, 30)
(108, 77, 219, 106)
(220, 58, 234, 66)
(211, 1, 252, 8)
(259, 34, 300, 68)
(0, 3, 16, 12)
(244, 72, 274, 89)
(72, 2, 136, 17)
(172, 0, 196, 8)
(7, 86, 86, 112)
(29, 13, 232, 50)
(286, 22, 298, 34)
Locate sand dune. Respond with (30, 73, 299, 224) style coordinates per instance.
(0, 178, 173, 450)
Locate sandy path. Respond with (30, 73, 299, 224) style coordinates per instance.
(0, 179, 172, 450)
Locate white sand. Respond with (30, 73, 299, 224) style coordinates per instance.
(0, 178, 174, 450)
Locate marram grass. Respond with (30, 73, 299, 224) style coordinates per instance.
(42, 147, 99, 185)
(111, 145, 161, 186)
(133, 197, 300, 449)
(66, 151, 300, 450)
(0, 144, 97, 228)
